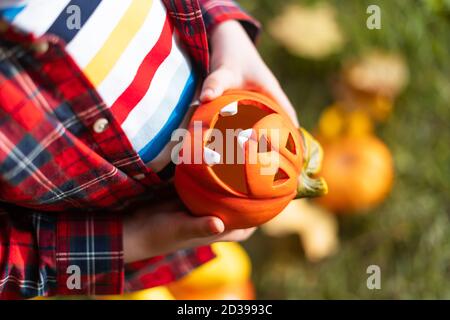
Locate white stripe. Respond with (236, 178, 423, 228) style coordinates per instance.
(4, 123, 65, 180)
(66, 0, 132, 68)
(0, 275, 56, 291)
(202, 0, 236, 11)
(121, 36, 186, 142)
(0, 131, 81, 207)
(147, 101, 197, 172)
(0, 0, 29, 9)
(96, 0, 166, 106)
(12, 0, 70, 37)
(43, 167, 118, 203)
(130, 61, 191, 152)
(56, 251, 123, 257)
(54, 256, 124, 262)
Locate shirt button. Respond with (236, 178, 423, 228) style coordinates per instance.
(93, 118, 109, 133)
(190, 99, 200, 107)
(30, 41, 49, 54)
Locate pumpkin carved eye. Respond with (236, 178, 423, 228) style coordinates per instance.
(286, 132, 297, 155)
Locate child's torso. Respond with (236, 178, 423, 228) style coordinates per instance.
(0, 0, 198, 176)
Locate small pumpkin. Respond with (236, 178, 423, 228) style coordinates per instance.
(167, 242, 251, 292)
(175, 90, 327, 229)
(99, 286, 175, 300)
(318, 104, 374, 141)
(316, 135, 394, 212)
(168, 242, 255, 300)
(169, 280, 255, 300)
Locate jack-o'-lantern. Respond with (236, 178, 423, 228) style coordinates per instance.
(174, 90, 327, 229)
(316, 135, 394, 212)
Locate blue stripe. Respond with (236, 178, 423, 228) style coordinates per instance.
(138, 72, 197, 163)
(0, 5, 25, 21)
(46, 0, 101, 44)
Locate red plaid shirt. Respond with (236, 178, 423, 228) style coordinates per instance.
(0, 0, 259, 299)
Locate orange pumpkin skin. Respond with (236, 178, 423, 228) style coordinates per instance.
(175, 90, 304, 229)
(316, 135, 394, 213)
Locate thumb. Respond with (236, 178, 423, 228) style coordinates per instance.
(177, 215, 225, 239)
(268, 85, 300, 127)
(258, 76, 300, 127)
(200, 68, 239, 102)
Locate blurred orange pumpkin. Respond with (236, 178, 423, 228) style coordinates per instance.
(316, 135, 394, 212)
(168, 242, 254, 300)
(169, 280, 255, 300)
(168, 242, 251, 292)
(318, 104, 374, 141)
(99, 286, 174, 300)
(175, 90, 326, 229)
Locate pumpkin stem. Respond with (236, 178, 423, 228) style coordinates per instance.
(296, 128, 328, 198)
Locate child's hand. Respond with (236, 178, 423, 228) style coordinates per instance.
(123, 200, 255, 263)
(200, 20, 300, 127)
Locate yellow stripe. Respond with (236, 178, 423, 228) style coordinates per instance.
(83, 0, 153, 86)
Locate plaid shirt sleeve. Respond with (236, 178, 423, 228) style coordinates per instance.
(199, 0, 261, 41)
(0, 204, 123, 299)
(0, 203, 214, 299)
(0, 0, 258, 299)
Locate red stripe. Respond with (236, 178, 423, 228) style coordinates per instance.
(110, 16, 173, 124)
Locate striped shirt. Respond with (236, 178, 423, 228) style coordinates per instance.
(0, 0, 198, 174)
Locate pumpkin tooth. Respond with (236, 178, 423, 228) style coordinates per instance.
(237, 129, 254, 148)
(204, 147, 221, 166)
(219, 101, 238, 116)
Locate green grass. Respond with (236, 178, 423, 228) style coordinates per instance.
(239, 0, 450, 299)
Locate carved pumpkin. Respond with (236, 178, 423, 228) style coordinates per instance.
(316, 135, 394, 212)
(174, 90, 327, 229)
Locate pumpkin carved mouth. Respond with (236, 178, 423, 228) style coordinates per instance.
(206, 102, 274, 196)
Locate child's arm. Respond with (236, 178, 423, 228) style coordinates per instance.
(200, 20, 300, 127)
(123, 200, 255, 263)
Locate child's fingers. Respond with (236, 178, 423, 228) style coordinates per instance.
(261, 83, 300, 127)
(177, 215, 225, 240)
(200, 68, 238, 102)
(270, 88, 299, 126)
(211, 227, 257, 242)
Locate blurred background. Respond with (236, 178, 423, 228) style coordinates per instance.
(48, 0, 450, 301)
(237, 0, 450, 299)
